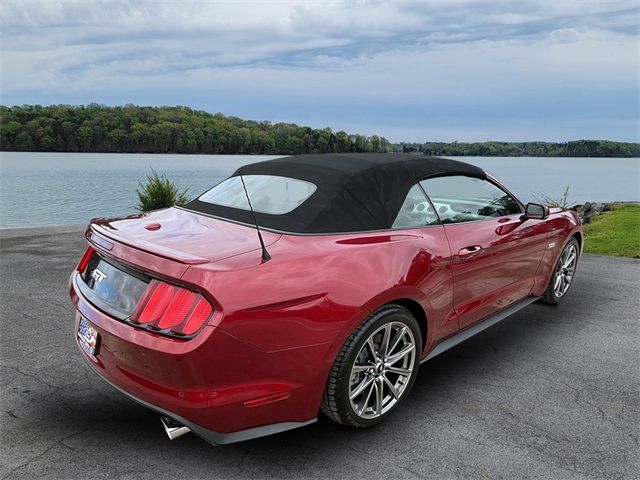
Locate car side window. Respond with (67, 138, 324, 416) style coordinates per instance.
(392, 184, 440, 229)
(420, 176, 521, 224)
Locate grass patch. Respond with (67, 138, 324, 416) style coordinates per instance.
(584, 203, 640, 258)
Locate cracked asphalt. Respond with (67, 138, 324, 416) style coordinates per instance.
(1, 229, 639, 479)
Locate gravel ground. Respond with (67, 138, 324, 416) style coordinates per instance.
(1, 229, 638, 480)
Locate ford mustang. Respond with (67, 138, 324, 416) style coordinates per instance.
(69, 153, 583, 444)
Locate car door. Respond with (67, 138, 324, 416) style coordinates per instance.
(391, 184, 459, 341)
(420, 175, 548, 329)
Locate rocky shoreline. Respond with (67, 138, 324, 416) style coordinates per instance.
(570, 202, 611, 224)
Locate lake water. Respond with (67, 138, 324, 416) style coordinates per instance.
(0, 152, 638, 229)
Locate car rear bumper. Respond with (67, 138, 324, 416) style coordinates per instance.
(78, 349, 315, 445)
(70, 272, 327, 440)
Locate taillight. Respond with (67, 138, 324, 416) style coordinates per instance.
(77, 246, 95, 273)
(130, 279, 213, 337)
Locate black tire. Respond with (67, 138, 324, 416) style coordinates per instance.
(320, 304, 422, 427)
(542, 238, 580, 305)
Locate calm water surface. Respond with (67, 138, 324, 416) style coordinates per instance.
(0, 152, 638, 229)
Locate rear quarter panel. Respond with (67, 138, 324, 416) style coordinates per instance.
(181, 228, 454, 356)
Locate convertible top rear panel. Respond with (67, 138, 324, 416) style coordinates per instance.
(184, 153, 486, 234)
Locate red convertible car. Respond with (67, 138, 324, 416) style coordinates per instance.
(70, 153, 582, 444)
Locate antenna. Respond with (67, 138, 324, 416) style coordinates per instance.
(239, 173, 271, 262)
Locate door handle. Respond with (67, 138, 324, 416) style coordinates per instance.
(458, 245, 483, 257)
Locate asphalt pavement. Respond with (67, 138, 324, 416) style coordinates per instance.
(1, 229, 638, 479)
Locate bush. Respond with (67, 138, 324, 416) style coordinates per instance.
(136, 170, 189, 212)
(536, 185, 571, 208)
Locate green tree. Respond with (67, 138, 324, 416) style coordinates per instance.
(15, 131, 34, 150)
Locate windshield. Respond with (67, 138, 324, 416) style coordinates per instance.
(198, 175, 317, 215)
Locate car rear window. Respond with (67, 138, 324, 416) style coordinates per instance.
(198, 175, 317, 215)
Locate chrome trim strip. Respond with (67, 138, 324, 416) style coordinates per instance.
(79, 351, 316, 445)
(422, 296, 539, 362)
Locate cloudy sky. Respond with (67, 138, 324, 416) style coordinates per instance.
(1, 0, 638, 142)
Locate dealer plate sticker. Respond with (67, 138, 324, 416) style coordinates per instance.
(78, 317, 99, 355)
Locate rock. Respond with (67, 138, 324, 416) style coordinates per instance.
(569, 202, 611, 224)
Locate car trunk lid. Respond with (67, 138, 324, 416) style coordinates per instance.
(88, 207, 281, 265)
(78, 207, 280, 325)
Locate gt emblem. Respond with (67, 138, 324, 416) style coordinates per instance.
(548, 242, 556, 249)
(91, 268, 108, 284)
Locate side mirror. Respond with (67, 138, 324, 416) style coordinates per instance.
(524, 202, 549, 220)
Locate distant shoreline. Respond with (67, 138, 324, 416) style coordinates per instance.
(2, 105, 639, 158)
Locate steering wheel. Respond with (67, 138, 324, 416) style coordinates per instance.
(411, 201, 432, 215)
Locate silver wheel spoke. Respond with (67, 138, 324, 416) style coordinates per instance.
(350, 375, 374, 400)
(386, 366, 412, 376)
(386, 344, 414, 365)
(554, 274, 562, 291)
(563, 251, 576, 268)
(382, 375, 401, 399)
(366, 337, 377, 358)
(387, 326, 407, 355)
(381, 324, 392, 356)
(352, 364, 371, 373)
(561, 249, 569, 264)
(359, 381, 376, 415)
(374, 377, 383, 415)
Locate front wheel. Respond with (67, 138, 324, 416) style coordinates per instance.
(542, 238, 580, 305)
(320, 305, 422, 427)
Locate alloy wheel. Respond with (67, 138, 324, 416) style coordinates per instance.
(553, 243, 578, 298)
(348, 321, 417, 419)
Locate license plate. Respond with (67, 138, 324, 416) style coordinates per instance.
(78, 317, 99, 355)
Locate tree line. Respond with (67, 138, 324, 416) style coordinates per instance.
(398, 140, 639, 158)
(0, 104, 392, 155)
(1, 104, 638, 157)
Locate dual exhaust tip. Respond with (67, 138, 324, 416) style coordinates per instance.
(160, 416, 191, 440)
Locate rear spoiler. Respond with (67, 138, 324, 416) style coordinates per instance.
(87, 225, 209, 265)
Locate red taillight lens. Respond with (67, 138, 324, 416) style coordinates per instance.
(77, 246, 95, 273)
(130, 279, 213, 337)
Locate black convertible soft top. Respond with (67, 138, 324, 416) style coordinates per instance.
(184, 153, 486, 234)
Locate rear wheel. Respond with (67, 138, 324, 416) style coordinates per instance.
(321, 305, 421, 427)
(542, 238, 580, 305)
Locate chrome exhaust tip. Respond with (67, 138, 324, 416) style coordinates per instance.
(160, 416, 191, 440)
